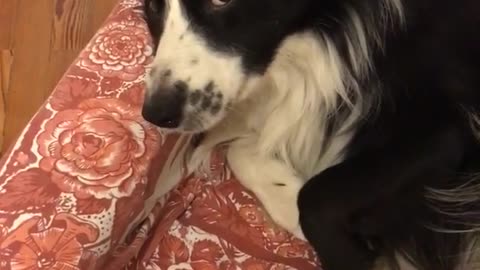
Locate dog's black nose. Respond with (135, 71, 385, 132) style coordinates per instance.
(142, 81, 188, 128)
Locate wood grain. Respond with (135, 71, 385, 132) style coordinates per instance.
(45, 50, 82, 97)
(0, 50, 13, 154)
(4, 0, 55, 150)
(0, 0, 17, 49)
(53, 0, 92, 50)
(0, 0, 118, 155)
(92, 0, 119, 30)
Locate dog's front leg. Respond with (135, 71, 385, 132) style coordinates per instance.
(227, 143, 306, 239)
(298, 125, 465, 270)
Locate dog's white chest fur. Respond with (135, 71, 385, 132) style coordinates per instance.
(188, 69, 358, 238)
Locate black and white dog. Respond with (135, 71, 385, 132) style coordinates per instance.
(141, 0, 480, 269)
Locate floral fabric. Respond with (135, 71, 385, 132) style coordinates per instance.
(0, 0, 320, 269)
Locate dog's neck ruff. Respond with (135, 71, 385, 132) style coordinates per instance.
(188, 0, 404, 180)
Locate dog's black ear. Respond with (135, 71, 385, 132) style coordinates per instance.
(144, 0, 165, 48)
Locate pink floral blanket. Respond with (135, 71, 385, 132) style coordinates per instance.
(0, 1, 319, 269)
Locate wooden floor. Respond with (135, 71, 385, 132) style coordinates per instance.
(0, 0, 118, 155)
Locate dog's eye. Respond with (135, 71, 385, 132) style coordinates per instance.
(211, 0, 231, 7)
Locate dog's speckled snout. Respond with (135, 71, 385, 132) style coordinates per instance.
(143, 67, 226, 131)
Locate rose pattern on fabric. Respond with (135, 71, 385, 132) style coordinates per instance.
(100, 76, 124, 94)
(38, 98, 160, 199)
(0, 214, 99, 270)
(0, 169, 60, 218)
(80, 19, 153, 81)
(120, 82, 146, 106)
(239, 204, 267, 226)
(0, 0, 321, 269)
(49, 73, 100, 111)
(119, 0, 140, 8)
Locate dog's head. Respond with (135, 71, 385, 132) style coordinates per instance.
(142, 0, 312, 132)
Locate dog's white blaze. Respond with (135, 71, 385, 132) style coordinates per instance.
(146, 0, 261, 130)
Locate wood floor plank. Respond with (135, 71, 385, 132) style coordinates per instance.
(92, 0, 120, 30)
(4, 0, 55, 150)
(0, 50, 14, 154)
(53, 0, 93, 50)
(46, 50, 81, 97)
(0, 0, 118, 154)
(0, 50, 13, 97)
(0, 0, 17, 49)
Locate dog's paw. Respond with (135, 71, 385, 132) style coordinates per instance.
(226, 144, 307, 240)
(258, 186, 306, 239)
(291, 225, 307, 240)
(245, 180, 306, 240)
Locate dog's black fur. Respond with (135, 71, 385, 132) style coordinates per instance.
(143, 0, 480, 269)
(297, 1, 480, 269)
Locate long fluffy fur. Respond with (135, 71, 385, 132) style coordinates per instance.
(191, 0, 401, 181)
(143, 0, 480, 269)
